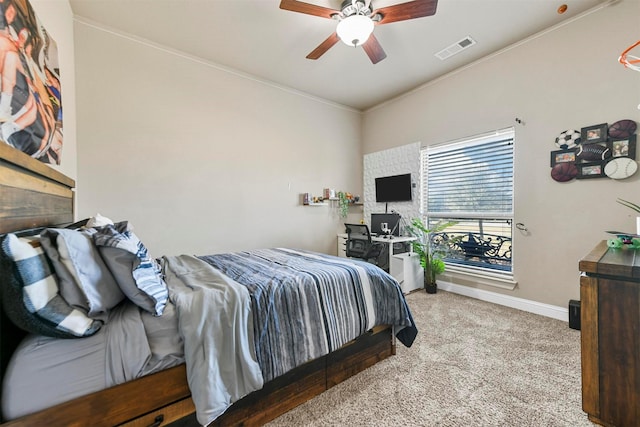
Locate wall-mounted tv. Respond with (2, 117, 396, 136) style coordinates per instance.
(375, 173, 412, 203)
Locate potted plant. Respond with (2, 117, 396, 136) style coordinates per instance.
(337, 191, 350, 218)
(405, 217, 457, 294)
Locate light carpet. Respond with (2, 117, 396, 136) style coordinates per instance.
(266, 290, 591, 427)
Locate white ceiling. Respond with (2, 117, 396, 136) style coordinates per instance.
(68, 0, 611, 111)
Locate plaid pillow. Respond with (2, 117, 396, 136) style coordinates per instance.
(93, 222, 168, 316)
(0, 234, 102, 338)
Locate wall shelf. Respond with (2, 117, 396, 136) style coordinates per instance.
(301, 192, 361, 207)
(302, 201, 363, 207)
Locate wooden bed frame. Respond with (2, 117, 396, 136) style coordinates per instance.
(0, 144, 396, 426)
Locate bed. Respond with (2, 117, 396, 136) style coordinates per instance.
(0, 143, 417, 426)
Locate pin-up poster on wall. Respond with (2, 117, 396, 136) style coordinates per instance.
(0, 0, 62, 165)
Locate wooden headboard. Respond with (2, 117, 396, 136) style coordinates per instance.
(0, 143, 75, 421)
(0, 144, 74, 233)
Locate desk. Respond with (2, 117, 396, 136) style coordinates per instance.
(337, 233, 422, 293)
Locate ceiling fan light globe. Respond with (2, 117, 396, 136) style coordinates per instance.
(336, 15, 374, 47)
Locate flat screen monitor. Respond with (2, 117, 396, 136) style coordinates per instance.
(371, 213, 401, 236)
(375, 173, 412, 203)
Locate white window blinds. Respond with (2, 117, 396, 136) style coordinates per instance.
(422, 128, 514, 219)
(420, 128, 515, 277)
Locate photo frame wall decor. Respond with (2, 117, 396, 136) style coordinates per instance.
(581, 123, 608, 144)
(550, 148, 577, 167)
(550, 119, 638, 182)
(608, 135, 636, 159)
(577, 162, 606, 179)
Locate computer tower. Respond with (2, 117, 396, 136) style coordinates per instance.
(569, 300, 581, 330)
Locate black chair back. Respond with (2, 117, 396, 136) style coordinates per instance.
(344, 224, 383, 264)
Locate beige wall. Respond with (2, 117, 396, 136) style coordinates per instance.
(30, 0, 77, 181)
(72, 20, 363, 257)
(362, 0, 640, 307)
(35, 0, 639, 310)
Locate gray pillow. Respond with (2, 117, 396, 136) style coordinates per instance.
(40, 228, 124, 321)
(93, 222, 168, 316)
(0, 233, 102, 338)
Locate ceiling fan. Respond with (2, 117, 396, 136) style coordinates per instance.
(279, 0, 438, 64)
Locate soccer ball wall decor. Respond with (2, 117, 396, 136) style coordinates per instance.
(555, 129, 582, 149)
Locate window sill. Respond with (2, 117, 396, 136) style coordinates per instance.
(439, 265, 517, 291)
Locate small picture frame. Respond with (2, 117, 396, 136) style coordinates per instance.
(550, 148, 577, 167)
(608, 134, 636, 159)
(576, 162, 606, 179)
(581, 123, 608, 144)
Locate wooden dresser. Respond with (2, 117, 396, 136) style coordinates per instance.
(579, 241, 640, 427)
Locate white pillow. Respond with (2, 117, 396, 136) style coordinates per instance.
(86, 213, 114, 228)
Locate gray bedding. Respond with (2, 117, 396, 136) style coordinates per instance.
(3, 249, 416, 426)
(2, 255, 263, 426)
(2, 300, 184, 420)
(162, 254, 263, 426)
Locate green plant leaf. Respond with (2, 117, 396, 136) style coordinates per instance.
(405, 217, 458, 285)
(617, 198, 640, 213)
(431, 258, 446, 275)
(337, 191, 349, 218)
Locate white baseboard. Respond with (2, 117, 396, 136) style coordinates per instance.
(437, 281, 569, 322)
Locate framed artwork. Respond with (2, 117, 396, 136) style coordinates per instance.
(0, 0, 63, 165)
(608, 135, 636, 159)
(576, 162, 606, 179)
(581, 123, 608, 145)
(550, 148, 577, 167)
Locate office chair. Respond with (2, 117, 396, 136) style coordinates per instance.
(344, 223, 384, 266)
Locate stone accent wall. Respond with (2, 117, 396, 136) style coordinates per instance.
(363, 142, 421, 234)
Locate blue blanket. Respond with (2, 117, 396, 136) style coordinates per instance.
(199, 248, 417, 382)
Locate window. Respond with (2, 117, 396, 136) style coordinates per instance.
(421, 128, 514, 278)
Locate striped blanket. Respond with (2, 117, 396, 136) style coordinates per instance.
(198, 248, 417, 382)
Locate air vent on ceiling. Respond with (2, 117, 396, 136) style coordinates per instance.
(435, 36, 476, 61)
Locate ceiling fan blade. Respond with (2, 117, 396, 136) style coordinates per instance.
(306, 32, 340, 60)
(279, 0, 339, 19)
(374, 0, 438, 25)
(362, 34, 387, 64)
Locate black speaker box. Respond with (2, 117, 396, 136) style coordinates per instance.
(569, 300, 581, 330)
